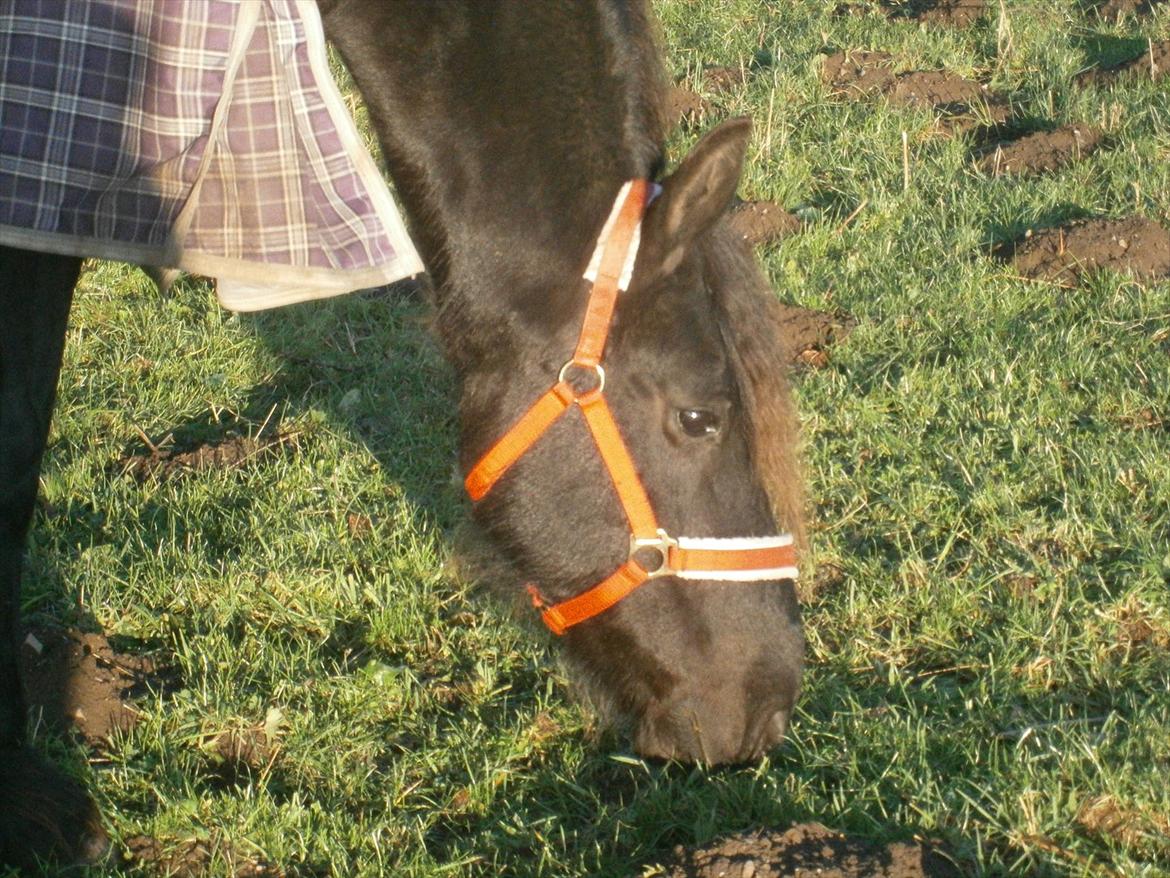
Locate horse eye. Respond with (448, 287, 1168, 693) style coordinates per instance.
(677, 408, 721, 438)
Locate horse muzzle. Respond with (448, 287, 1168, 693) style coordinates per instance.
(634, 696, 793, 766)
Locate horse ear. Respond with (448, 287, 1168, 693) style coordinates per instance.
(641, 116, 752, 279)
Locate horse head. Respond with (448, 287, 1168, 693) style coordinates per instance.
(462, 118, 804, 765)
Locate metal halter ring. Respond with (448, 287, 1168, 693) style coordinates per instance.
(558, 360, 606, 396)
(630, 530, 678, 579)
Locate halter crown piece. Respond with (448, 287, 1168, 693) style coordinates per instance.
(464, 180, 798, 635)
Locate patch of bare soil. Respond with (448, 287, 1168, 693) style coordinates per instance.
(728, 201, 802, 247)
(1076, 39, 1170, 87)
(124, 835, 283, 878)
(977, 124, 1103, 176)
(1110, 599, 1170, 654)
(1086, 0, 1166, 20)
(702, 64, 748, 94)
(886, 71, 1011, 129)
(649, 823, 960, 878)
(19, 628, 166, 746)
(1076, 795, 1170, 860)
(118, 431, 297, 482)
(1118, 407, 1166, 431)
(1006, 216, 1170, 283)
(774, 305, 859, 368)
(200, 725, 277, 786)
(834, 2, 876, 16)
(822, 51, 898, 98)
(833, 1, 988, 25)
(347, 511, 374, 539)
(823, 56, 1010, 130)
(666, 86, 711, 129)
(884, 0, 989, 26)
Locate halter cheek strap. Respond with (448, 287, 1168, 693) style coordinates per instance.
(464, 180, 798, 635)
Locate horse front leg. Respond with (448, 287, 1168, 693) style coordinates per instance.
(0, 246, 106, 867)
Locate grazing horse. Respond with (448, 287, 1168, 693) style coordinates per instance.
(0, 0, 804, 866)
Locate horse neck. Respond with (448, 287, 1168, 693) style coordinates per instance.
(324, 1, 665, 339)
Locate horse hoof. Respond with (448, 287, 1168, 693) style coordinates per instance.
(0, 747, 108, 869)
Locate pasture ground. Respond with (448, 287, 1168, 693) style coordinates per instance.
(10, 1, 1170, 876)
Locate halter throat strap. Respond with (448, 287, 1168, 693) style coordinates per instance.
(464, 180, 798, 635)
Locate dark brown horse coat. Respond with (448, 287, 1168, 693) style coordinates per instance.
(0, 1, 804, 867)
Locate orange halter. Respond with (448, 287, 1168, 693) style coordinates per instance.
(464, 180, 798, 635)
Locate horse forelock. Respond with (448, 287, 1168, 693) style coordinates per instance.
(704, 228, 806, 549)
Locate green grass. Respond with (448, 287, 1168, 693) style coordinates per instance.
(15, 2, 1170, 876)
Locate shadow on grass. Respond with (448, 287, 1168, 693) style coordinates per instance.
(241, 277, 460, 530)
(1072, 32, 1152, 71)
(982, 201, 1095, 252)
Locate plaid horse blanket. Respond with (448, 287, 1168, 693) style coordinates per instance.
(0, 0, 422, 311)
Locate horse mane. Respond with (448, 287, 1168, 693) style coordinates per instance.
(602, 6, 802, 549)
(706, 227, 806, 549)
(599, 0, 670, 180)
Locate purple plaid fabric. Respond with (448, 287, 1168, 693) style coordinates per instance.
(0, 0, 422, 310)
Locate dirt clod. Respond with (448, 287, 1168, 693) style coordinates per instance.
(347, 512, 374, 539)
(1007, 216, 1170, 283)
(884, 0, 988, 27)
(1087, 0, 1166, 20)
(822, 51, 898, 98)
(702, 65, 748, 93)
(774, 305, 859, 367)
(1076, 40, 1170, 88)
(833, 0, 988, 23)
(1118, 407, 1166, 431)
(977, 125, 1103, 176)
(825, 57, 1011, 130)
(834, 2, 876, 16)
(118, 431, 296, 482)
(19, 628, 164, 746)
(1076, 795, 1170, 859)
(124, 835, 283, 878)
(1111, 600, 1170, 652)
(650, 823, 959, 878)
(887, 71, 1011, 128)
(728, 201, 802, 247)
(202, 726, 276, 785)
(666, 86, 711, 128)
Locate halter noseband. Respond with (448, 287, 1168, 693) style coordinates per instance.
(464, 180, 798, 635)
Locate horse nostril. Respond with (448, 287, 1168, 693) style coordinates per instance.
(632, 712, 680, 762)
(634, 700, 724, 764)
(636, 700, 793, 765)
(735, 707, 791, 762)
